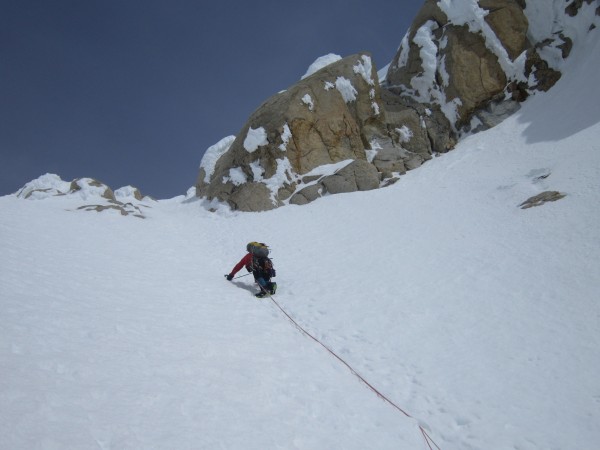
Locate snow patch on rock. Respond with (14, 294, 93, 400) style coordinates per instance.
(396, 33, 411, 69)
(16, 173, 72, 200)
(302, 53, 342, 79)
(396, 126, 414, 143)
(410, 21, 441, 100)
(249, 161, 264, 181)
(223, 167, 247, 186)
(409, 20, 463, 126)
(335, 77, 358, 103)
(279, 123, 292, 151)
(353, 55, 375, 86)
(302, 94, 315, 111)
(243, 127, 268, 153)
(262, 157, 295, 204)
(114, 186, 142, 202)
(199, 135, 236, 183)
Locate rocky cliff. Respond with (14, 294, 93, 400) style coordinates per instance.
(196, 53, 387, 211)
(196, 0, 599, 211)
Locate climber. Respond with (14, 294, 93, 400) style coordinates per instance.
(225, 242, 277, 297)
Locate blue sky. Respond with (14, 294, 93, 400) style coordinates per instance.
(1, 0, 421, 198)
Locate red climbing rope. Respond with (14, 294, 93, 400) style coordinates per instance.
(266, 294, 441, 450)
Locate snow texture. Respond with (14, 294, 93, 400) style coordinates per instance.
(279, 123, 292, 151)
(223, 167, 247, 186)
(199, 135, 236, 183)
(243, 127, 268, 153)
(396, 125, 413, 143)
(70, 178, 110, 201)
(396, 32, 411, 69)
(524, 0, 600, 70)
(301, 53, 342, 79)
(301, 94, 315, 111)
(15, 173, 71, 199)
(371, 102, 380, 115)
(335, 76, 358, 103)
(262, 157, 295, 204)
(410, 20, 440, 100)
(249, 160, 264, 181)
(377, 63, 390, 84)
(353, 55, 375, 85)
(114, 186, 140, 202)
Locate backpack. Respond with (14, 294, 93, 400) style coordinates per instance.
(247, 242, 275, 278)
(246, 241, 269, 258)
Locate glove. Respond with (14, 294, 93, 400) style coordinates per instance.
(246, 266, 253, 273)
(225, 274, 233, 281)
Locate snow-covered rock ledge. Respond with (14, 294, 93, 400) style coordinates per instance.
(15, 174, 153, 218)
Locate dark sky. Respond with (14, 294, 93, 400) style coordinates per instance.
(1, 0, 421, 198)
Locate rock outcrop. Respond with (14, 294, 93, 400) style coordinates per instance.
(385, 0, 560, 133)
(289, 160, 381, 205)
(196, 53, 392, 211)
(519, 191, 567, 209)
(196, 0, 597, 212)
(16, 174, 151, 218)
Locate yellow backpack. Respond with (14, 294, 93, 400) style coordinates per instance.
(246, 241, 269, 258)
(246, 242, 275, 277)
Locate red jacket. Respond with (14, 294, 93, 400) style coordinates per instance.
(230, 253, 252, 277)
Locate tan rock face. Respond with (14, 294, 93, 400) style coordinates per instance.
(480, 0, 529, 60)
(385, 0, 560, 129)
(289, 160, 380, 206)
(442, 25, 508, 123)
(196, 53, 388, 211)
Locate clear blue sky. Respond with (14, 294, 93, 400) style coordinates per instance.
(1, 0, 422, 198)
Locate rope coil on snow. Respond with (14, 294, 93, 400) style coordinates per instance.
(264, 292, 441, 450)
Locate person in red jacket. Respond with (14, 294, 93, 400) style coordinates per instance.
(226, 252, 253, 279)
(225, 242, 277, 297)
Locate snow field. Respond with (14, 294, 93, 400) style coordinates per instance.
(1, 199, 427, 449)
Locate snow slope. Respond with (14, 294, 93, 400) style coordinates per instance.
(2, 22, 600, 450)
